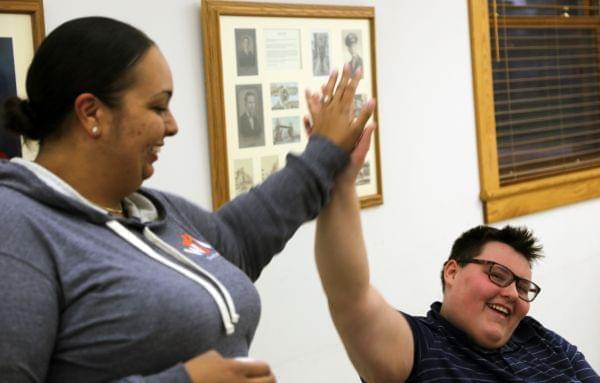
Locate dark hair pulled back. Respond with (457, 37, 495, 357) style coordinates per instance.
(1, 17, 155, 141)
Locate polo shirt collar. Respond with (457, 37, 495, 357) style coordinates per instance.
(428, 301, 536, 353)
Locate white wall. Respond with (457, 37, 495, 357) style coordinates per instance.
(44, 0, 600, 381)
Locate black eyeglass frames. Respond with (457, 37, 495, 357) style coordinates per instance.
(460, 259, 541, 302)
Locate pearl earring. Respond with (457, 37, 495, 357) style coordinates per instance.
(91, 126, 100, 136)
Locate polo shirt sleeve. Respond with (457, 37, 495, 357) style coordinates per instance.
(400, 311, 434, 380)
(359, 311, 432, 383)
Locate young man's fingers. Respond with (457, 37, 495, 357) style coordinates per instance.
(352, 123, 376, 163)
(351, 98, 376, 133)
(340, 123, 375, 181)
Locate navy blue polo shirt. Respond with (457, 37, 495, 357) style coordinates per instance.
(399, 302, 599, 382)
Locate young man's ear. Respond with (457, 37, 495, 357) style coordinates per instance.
(73, 93, 103, 138)
(443, 260, 460, 290)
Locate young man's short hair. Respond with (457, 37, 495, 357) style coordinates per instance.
(440, 225, 544, 291)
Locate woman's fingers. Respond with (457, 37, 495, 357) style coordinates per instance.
(249, 377, 277, 383)
(306, 66, 374, 151)
(322, 68, 339, 104)
(305, 89, 321, 117)
(303, 115, 313, 136)
(237, 359, 273, 378)
(342, 67, 362, 107)
(332, 64, 351, 103)
(185, 351, 277, 383)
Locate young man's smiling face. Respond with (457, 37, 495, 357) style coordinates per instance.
(441, 241, 532, 349)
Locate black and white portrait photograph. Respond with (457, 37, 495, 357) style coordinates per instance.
(272, 116, 301, 145)
(270, 82, 299, 110)
(355, 161, 371, 186)
(233, 158, 254, 195)
(0, 37, 21, 159)
(260, 155, 279, 181)
(236, 84, 265, 148)
(235, 29, 258, 76)
(311, 32, 330, 76)
(342, 30, 364, 78)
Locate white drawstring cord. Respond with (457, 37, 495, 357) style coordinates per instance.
(142, 227, 239, 323)
(10, 160, 241, 330)
(106, 220, 236, 335)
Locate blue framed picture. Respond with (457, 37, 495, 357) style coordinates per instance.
(0, 37, 21, 159)
(0, 0, 45, 159)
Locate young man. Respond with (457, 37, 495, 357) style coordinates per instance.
(315, 174, 599, 382)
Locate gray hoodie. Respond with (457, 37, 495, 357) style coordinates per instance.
(0, 136, 347, 382)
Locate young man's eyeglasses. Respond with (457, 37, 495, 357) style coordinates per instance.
(460, 259, 541, 302)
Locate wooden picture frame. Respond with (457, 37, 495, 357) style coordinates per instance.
(201, 0, 382, 210)
(0, 0, 44, 160)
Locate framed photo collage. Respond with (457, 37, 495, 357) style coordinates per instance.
(202, 0, 382, 209)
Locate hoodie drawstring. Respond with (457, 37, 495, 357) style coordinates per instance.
(106, 220, 238, 335)
(142, 227, 240, 323)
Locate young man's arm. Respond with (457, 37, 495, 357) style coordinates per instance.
(315, 125, 415, 383)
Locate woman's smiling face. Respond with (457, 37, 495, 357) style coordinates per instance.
(102, 46, 178, 190)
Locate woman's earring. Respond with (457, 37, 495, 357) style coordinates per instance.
(91, 126, 100, 137)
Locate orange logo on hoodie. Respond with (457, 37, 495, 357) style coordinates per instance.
(181, 233, 219, 259)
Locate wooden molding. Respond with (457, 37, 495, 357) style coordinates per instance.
(468, 0, 600, 223)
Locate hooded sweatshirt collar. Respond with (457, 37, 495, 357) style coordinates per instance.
(1, 158, 240, 335)
(1, 159, 160, 224)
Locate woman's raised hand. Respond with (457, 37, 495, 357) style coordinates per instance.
(304, 64, 375, 152)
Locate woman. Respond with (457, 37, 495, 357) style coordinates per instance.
(0, 17, 374, 382)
